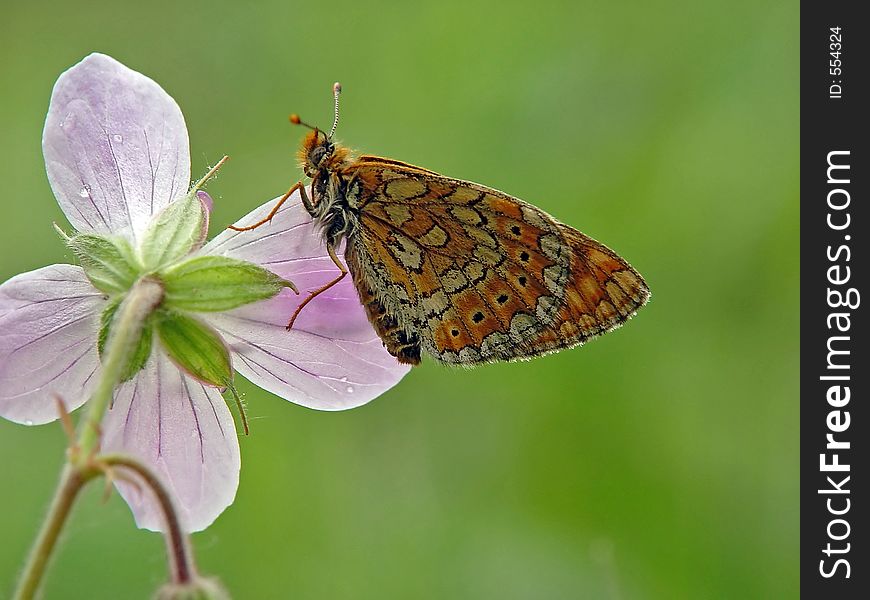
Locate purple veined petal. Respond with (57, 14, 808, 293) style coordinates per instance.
(43, 53, 191, 244)
(203, 192, 372, 336)
(102, 351, 240, 533)
(205, 296, 410, 411)
(203, 190, 321, 271)
(202, 192, 410, 410)
(196, 190, 213, 213)
(0, 264, 104, 425)
(192, 190, 213, 252)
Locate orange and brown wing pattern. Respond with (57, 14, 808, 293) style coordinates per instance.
(515, 225, 649, 358)
(344, 160, 649, 364)
(353, 273, 422, 365)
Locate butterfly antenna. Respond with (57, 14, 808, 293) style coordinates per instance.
(289, 113, 317, 131)
(328, 82, 342, 139)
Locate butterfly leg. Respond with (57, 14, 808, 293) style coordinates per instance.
(286, 243, 348, 330)
(227, 181, 306, 231)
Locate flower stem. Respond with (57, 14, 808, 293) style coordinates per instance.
(76, 276, 164, 460)
(14, 277, 164, 600)
(100, 454, 197, 584)
(13, 465, 97, 600)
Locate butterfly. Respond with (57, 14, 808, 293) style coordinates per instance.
(230, 83, 650, 366)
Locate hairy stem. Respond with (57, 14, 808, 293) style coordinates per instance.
(100, 454, 196, 584)
(14, 277, 164, 600)
(13, 466, 97, 600)
(76, 276, 164, 460)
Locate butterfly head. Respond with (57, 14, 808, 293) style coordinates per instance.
(291, 82, 350, 178)
(297, 129, 337, 176)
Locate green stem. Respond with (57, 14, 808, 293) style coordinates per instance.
(100, 454, 196, 584)
(13, 465, 98, 600)
(76, 277, 164, 460)
(14, 277, 164, 600)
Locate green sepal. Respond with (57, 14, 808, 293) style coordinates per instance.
(139, 192, 207, 271)
(156, 311, 232, 388)
(160, 255, 297, 312)
(67, 233, 139, 294)
(98, 298, 154, 382)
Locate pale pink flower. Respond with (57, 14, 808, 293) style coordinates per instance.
(0, 53, 409, 532)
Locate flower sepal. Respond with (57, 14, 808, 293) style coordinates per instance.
(160, 255, 298, 313)
(156, 311, 232, 388)
(98, 296, 157, 382)
(66, 233, 139, 294)
(139, 191, 208, 271)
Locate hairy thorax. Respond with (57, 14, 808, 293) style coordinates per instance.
(307, 166, 362, 249)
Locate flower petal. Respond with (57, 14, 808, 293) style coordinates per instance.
(0, 264, 104, 425)
(208, 302, 409, 411)
(43, 53, 190, 243)
(102, 351, 240, 532)
(203, 193, 410, 410)
(203, 192, 377, 339)
(203, 192, 331, 296)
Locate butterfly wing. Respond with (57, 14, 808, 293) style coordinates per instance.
(343, 159, 649, 364)
(516, 224, 649, 358)
(354, 273, 423, 365)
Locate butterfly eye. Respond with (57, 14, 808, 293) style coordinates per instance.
(311, 144, 334, 168)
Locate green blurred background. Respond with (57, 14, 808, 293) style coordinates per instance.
(0, 0, 797, 598)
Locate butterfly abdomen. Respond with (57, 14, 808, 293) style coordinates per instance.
(346, 249, 423, 365)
